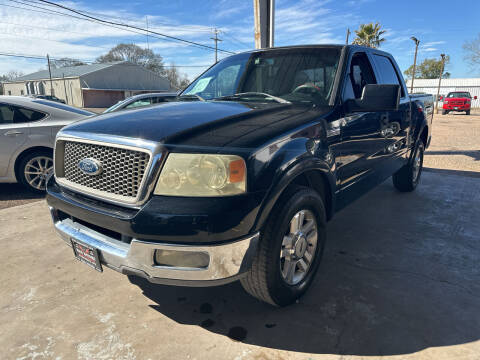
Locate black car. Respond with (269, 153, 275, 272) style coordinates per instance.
(47, 45, 433, 306)
(28, 94, 66, 104)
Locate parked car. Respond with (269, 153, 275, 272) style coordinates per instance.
(103, 93, 178, 113)
(442, 91, 477, 115)
(28, 94, 66, 104)
(47, 45, 433, 306)
(0, 96, 94, 192)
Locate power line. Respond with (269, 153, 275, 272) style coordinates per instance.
(35, 0, 236, 55)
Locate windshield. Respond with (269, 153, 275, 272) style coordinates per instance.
(447, 92, 471, 98)
(182, 47, 341, 106)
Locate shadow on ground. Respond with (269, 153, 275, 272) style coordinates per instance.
(426, 150, 480, 161)
(129, 171, 480, 356)
(0, 183, 44, 209)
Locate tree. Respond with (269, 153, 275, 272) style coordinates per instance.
(352, 22, 386, 48)
(463, 34, 480, 69)
(164, 63, 190, 90)
(52, 58, 86, 68)
(96, 43, 164, 74)
(404, 56, 450, 79)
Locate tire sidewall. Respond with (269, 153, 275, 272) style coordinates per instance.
(412, 142, 425, 187)
(265, 188, 326, 306)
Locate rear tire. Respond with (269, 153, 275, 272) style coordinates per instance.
(241, 185, 327, 306)
(392, 141, 424, 192)
(466, 110, 470, 115)
(442, 110, 447, 115)
(17, 150, 53, 193)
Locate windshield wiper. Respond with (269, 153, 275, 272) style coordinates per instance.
(214, 92, 291, 104)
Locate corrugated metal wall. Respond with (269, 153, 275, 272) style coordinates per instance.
(406, 78, 480, 107)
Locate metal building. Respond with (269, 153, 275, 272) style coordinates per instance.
(406, 78, 480, 108)
(2, 62, 172, 108)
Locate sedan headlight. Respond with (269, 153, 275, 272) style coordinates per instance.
(154, 153, 246, 196)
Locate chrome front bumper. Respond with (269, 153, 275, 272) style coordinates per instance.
(50, 207, 259, 286)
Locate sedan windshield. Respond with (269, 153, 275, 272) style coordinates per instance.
(447, 92, 471, 98)
(181, 47, 341, 106)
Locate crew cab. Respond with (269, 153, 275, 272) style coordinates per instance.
(442, 91, 477, 115)
(46, 45, 433, 306)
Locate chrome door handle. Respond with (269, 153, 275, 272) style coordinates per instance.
(4, 130, 23, 136)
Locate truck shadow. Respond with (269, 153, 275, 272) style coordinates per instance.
(129, 175, 480, 356)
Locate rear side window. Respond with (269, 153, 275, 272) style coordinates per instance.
(32, 100, 93, 116)
(0, 104, 46, 124)
(373, 55, 405, 97)
(125, 98, 152, 109)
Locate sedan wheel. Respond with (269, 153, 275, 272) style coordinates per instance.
(18, 151, 53, 193)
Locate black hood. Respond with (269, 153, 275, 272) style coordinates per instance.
(63, 101, 331, 149)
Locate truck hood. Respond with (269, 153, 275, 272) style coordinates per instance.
(61, 101, 330, 149)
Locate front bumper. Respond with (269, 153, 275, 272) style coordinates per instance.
(51, 207, 259, 286)
(443, 104, 470, 110)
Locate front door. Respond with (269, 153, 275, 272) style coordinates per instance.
(0, 104, 29, 177)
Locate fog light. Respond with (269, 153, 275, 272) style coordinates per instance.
(154, 249, 210, 269)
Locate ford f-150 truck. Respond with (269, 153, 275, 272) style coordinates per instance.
(442, 91, 477, 115)
(47, 45, 433, 306)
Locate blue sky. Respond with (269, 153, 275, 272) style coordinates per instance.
(0, 0, 479, 80)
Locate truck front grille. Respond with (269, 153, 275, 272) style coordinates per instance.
(56, 140, 151, 204)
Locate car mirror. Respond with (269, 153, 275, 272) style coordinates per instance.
(346, 84, 400, 113)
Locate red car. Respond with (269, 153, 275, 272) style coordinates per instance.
(442, 91, 477, 115)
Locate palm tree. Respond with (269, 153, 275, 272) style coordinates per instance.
(352, 22, 386, 48)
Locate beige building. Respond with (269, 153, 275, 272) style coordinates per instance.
(3, 62, 172, 108)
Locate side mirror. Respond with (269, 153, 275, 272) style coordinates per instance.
(346, 84, 400, 112)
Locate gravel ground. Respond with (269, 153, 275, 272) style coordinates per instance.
(424, 109, 480, 175)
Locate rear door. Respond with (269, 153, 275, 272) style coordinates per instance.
(371, 53, 411, 174)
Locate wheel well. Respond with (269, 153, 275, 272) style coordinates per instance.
(287, 170, 333, 221)
(420, 126, 428, 146)
(14, 146, 53, 181)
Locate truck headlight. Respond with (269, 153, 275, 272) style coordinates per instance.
(154, 153, 246, 196)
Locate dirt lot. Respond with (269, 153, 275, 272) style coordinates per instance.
(0, 112, 479, 360)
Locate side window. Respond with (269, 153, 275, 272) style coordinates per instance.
(125, 98, 152, 109)
(0, 105, 14, 124)
(372, 55, 405, 97)
(343, 53, 377, 100)
(11, 105, 46, 123)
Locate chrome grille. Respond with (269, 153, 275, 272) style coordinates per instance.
(63, 141, 150, 199)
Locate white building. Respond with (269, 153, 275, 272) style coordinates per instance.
(406, 78, 480, 108)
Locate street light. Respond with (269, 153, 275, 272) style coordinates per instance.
(410, 36, 420, 93)
(435, 54, 446, 114)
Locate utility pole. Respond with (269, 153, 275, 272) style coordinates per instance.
(47, 54, 54, 96)
(146, 16, 150, 50)
(211, 28, 222, 63)
(435, 53, 446, 114)
(253, 0, 275, 49)
(346, 28, 351, 44)
(410, 36, 420, 93)
(62, 73, 68, 104)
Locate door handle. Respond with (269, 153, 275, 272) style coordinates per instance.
(4, 130, 23, 136)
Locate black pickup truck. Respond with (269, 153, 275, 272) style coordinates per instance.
(47, 45, 433, 306)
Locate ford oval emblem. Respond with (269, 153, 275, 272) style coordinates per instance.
(78, 158, 103, 176)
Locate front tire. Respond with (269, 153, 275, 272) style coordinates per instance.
(17, 150, 53, 193)
(442, 110, 447, 115)
(392, 141, 424, 192)
(241, 186, 327, 306)
(466, 110, 470, 115)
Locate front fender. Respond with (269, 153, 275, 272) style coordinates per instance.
(250, 137, 335, 233)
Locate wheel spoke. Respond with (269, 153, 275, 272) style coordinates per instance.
(290, 211, 305, 233)
(283, 259, 296, 283)
(306, 230, 317, 245)
(301, 219, 315, 235)
(25, 171, 42, 175)
(304, 250, 313, 263)
(298, 258, 308, 272)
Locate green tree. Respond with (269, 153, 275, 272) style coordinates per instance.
(463, 34, 480, 70)
(352, 22, 386, 48)
(96, 43, 165, 74)
(404, 56, 451, 79)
